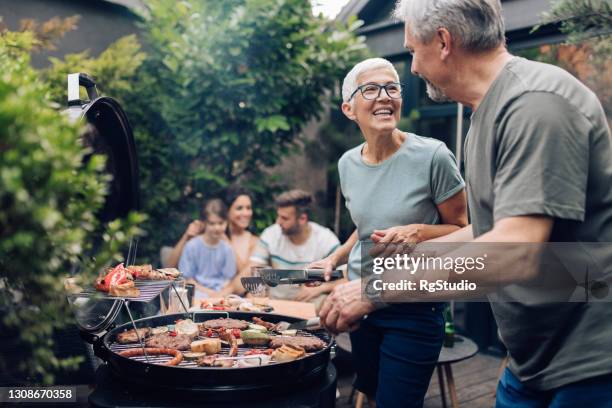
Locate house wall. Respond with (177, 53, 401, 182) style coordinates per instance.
(0, 0, 141, 68)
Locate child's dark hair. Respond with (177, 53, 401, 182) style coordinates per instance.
(201, 198, 227, 221)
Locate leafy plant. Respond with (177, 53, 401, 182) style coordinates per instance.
(0, 29, 143, 385)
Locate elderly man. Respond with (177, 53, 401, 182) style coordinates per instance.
(319, 0, 612, 407)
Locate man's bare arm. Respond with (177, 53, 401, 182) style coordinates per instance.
(379, 216, 554, 301)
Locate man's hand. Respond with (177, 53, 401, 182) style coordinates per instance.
(306, 255, 338, 285)
(294, 285, 324, 302)
(318, 279, 376, 334)
(184, 220, 203, 239)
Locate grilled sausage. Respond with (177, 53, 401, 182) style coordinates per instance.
(119, 347, 183, 366)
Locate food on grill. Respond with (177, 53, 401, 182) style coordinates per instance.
(202, 318, 249, 330)
(183, 352, 207, 360)
(126, 264, 156, 279)
(151, 326, 169, 335)
(197, 355, 234, 368)
(175, 319, 198, 338)
(269, 336, 326, 352)
(95, 263, 140, 297)
(280, 329, 297, 337)
(218, 329, 238, 357)
(116, 327, 151, 344)
(119, 348, 184, 366)
(191, 338, 221, 355)
(109, 282, 140, 297)
(145, 332, 192, 350)
(240, 330, 271, 346)
(236, 354, 271, 368)
(244, 348, 275, 356)
(127, 265, 180, 280)
(248, 324, 268, 333)
(198, 296, 271, 312)
(252, 317, 276, 330)
(271, 344, 306, 362)
(157, 268, 180, 279)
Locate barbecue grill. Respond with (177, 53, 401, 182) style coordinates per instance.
(83, 311, 335, 399)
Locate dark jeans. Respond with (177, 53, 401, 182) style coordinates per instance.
(350, 303, 444, 408)
(496, 368, 612, 408)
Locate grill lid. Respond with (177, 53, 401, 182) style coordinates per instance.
(64, 73, 141, 334)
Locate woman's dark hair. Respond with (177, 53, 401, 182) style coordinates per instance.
(225, 186, 253, 238)
(200, 198, 227, 222)
(225, 185, 253, 209)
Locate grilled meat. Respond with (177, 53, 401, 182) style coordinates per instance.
(201, 318, 249, 330)
(269, 335, 326, 352)
(145, 332, 192, 350)
(197, 355, 234, 367)
(116, 327, 151, 344)
(252, 316, 276, 330)
(218, 329, 238, 357)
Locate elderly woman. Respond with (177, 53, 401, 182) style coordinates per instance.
(310, 58, 467, 408)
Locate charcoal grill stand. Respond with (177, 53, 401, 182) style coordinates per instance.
(89, 361, 338, 407)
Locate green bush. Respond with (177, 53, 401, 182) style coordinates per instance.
(0, 30, 143, 385)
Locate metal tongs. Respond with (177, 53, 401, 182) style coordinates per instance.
(241, 268, 344, 293)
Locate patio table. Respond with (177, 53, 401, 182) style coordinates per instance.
(436, 335, 479, 408)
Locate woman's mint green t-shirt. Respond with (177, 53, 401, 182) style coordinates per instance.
(338, 133, 464, 280)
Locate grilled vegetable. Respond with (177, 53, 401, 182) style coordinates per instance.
(240, 330, 271, 346)
(247, 324, 268, 333)
(183, 352, 207, 360)
(191, 338, 221, 355)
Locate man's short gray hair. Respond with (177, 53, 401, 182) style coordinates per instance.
(342, 58, 400, 103)
(393, 0, 505, 51)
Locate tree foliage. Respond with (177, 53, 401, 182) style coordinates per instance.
(536, 0, 611, 117)
(0, 29, 143, 385)
(130, 0, 367, 257)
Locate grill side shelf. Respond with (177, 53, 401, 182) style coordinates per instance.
(68, 279, 177, 303)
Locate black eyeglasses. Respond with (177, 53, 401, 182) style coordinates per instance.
(349, 82, 403, 101)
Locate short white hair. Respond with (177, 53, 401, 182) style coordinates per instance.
(393, 0, 505, 51)
(341, 58, 400, 103)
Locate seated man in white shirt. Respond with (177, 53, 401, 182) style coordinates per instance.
(251, 189, 343, 310)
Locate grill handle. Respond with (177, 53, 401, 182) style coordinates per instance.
(67, 73, 99, 107)
(79, 330, 109, 361)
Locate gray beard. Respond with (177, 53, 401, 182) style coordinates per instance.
(424, 79, 452, 103)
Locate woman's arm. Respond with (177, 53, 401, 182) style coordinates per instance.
(371, 190, 467, 244)
(219, 235, 260, 296)
(166, 220, 203, 268)
(186, 278, 219, 298)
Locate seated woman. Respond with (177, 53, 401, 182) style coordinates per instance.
(178, 199, 236, 299)
(218, 186, 259, 296)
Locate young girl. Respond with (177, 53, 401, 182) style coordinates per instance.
(178, 199, 237, 299)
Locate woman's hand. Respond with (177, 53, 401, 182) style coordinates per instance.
(371, 224, 424, 244)
(306, 256, 338, 286)
(184, 220, 204, 239)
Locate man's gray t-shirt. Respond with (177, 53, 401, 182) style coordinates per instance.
(465, 57, 612, 390)
(339, 133, 464, 280)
